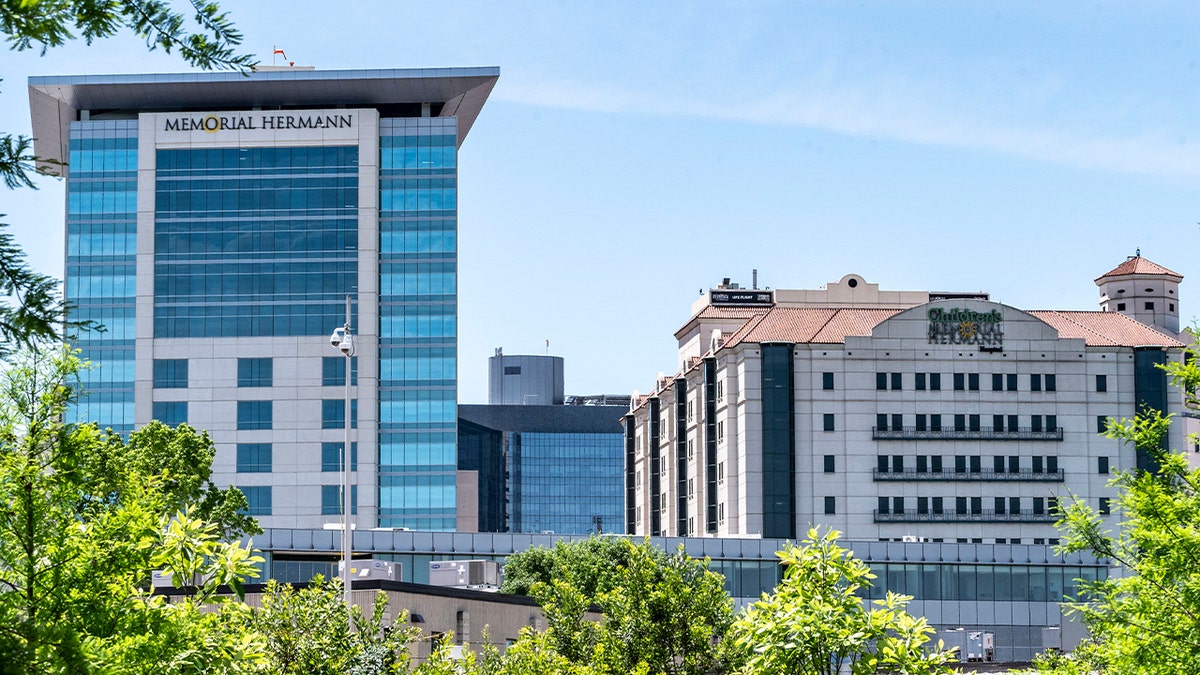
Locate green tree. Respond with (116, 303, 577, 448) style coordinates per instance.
(500, 535, 671, 597)
(0, 347, 266, 672)
(251, 577, 420, 675)
(1034, 341, 1200, 675)
(89, 420, 260, 539)
(500, 537, 734, 675)
(727, 528, 957, 675)
(0, 0, 254, 354)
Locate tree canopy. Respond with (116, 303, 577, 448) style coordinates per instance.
(1034, 340, 1200, 674)
(499, 536, 735, 675)
(0, 347, 265, 672)
(728, 528, 957, 675)
(0, 0, 255, 355)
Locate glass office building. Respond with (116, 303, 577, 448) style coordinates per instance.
(457, 404, 626, 535)
(30, 68, 499, 530)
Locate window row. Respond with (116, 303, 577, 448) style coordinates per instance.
(876, 372, 1059, 392)
(154, 307, 354, 339)
(877, 495, 1060, 516)
(861, 563, 1103, 603)
(1112, 301, 1172, 312)
(156, 188, 358, 214)
(231, 485, 361, 517)
(153, 357, 358, 389)
(157, 146, 358, 172)
(875, 413, 1058, 433)
(149, 399, 358, 429)
(877, 454, 1061, 475)
(233, 442, 359, 473)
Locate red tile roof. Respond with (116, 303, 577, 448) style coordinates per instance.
(674, 306, 769, 340)
(718, 306, 1183, 349)
(1095, 256, 1182, 281)
(723, 308, 904, 347)
(635, 306, 1185, 413)
(1026, 310, 1185, 348)
(811, 308, 904, 344)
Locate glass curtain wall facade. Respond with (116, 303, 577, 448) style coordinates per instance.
(378, 117, 459, 530)
(510, 431, 624, 535)
(35, 68, 499, 531)
(65, 120, 139, 434)
(154, 146, 359, 337)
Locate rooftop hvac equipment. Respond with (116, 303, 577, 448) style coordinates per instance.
(428, 560, 500, 590)
(938, 629, 995, 662)
(338, 559, 402, 581)
(151, 570, 213, 588)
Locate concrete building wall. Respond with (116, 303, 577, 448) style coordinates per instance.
(488, 354, 564, 405)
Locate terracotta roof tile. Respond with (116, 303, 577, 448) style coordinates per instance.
(721, 308, 903, 347)
(730, 308, 837, 346)
(674, 306, 768, 340)
(1095, 256, 1182, 281)
(721, 313, 769, 348)
(1027, 310, 1185, 348)
(811, 308, 904, 343)
(720, 307, 1183, 349)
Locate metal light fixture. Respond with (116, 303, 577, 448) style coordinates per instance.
(328, 295, 355, 609)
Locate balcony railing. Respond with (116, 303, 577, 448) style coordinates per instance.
(873, 509, 1058, 523)
(872, 426, 1064, 441)
(873, 468, 1065, 482)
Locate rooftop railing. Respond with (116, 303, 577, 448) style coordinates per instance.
(872, 426, 1064, 441)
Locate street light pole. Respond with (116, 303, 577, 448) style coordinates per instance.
(329, 295, 355, 610)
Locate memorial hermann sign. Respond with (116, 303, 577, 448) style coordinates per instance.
(163, 113, 354, 132)
(927, 307, 1003, 348)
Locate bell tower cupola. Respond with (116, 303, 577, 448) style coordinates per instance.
(1096, 251, 1183, 335)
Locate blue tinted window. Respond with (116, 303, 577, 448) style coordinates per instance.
(321, 442, 359, 471)
(506, 432, 624, 535)
(322, 399, 358, 429)
(153, 146, 358, 338)
(377, 122, 459, 530)
(153, 359, 188, 388)
(152, 401, 187, 426)
(239, 486, 272, 515)
(236, 443, 272, 473)
(238, 358, 273, 387)
(64, 122, 138, 435)
(237, 400, 273, 430)
(322, 356, 358, 386)
(320, 484, 358, 515)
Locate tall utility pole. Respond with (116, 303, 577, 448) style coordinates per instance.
(329, 295, 355, 609)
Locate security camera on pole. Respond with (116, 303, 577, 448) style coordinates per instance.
(328, 295, 355, 609)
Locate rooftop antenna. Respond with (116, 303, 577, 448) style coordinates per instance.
(752, 268, 758, 290)
(545, 339, 550, 355)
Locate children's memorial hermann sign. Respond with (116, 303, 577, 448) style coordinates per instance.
(927, 307, 1004, 348)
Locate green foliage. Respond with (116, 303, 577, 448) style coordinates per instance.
(2, 0, 254, 69)
(252, 577, 420, 675)
(88, 420, 260, 539)
(500, 537, 734, 675)
(500, 535, 671, 597)
(0, 347, 267, 673)
(1036, 343, 1200, 675)
(728, 528, 957, 675)
(0, 218, 79, 357)
(0, 0, 255, 354)
(1028, 641, 1106, 675)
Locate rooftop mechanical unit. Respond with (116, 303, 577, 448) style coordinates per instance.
(338, 559, 402, 582)
(428, 560, 500, 590)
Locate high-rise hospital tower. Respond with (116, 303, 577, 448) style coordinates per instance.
(29, 67, 499, 530)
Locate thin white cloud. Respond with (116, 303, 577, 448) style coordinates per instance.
(492, 77, 1200, 180)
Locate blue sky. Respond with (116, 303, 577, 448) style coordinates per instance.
(4, 1, 1199, 402)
